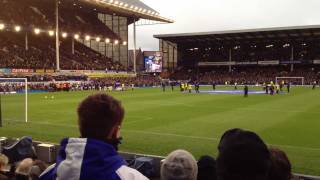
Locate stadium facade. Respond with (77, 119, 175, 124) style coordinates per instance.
(154, 25, 320, 72)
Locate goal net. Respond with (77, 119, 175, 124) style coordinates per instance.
(0, 78, 28, 127)
(275, 77, 304, 85)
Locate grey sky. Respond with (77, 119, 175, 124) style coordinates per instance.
(128, 0, 320, 51)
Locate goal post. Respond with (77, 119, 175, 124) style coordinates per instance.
(0, 78, 28, 126)
(275, 77, 305, 85)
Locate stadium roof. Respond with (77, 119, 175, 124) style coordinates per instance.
(154, 25, 320, 45)
(72, 0, 173, 23)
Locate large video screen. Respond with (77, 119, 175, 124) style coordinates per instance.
(144, 52, 163, 73)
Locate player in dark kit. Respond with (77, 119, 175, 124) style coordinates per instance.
(244, 85, 249, 97)
(212, 81, 216, 91)
(312, 81, 317, 90)
(170, 81, 175, 91)
(195, 82, 200, 93)
(161, 82, 166, 92)
(287, 82, 290, 93)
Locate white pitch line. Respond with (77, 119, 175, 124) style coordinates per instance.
(123, 129, 320, 152)
(124, 117, 153, 125)
(8, 120, 320, 152)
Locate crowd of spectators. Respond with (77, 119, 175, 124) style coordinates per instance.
(0, 0, 126, 71)
(0, 75, 161, 93)
(0, 154, 47, 180)
(171, 66, 320, 85)
(1, 93, 293, 180)
(0, 0, 119, 40)
(0, 32, 125, 71)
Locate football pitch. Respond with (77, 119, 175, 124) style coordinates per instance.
(0, 86, 320, 175)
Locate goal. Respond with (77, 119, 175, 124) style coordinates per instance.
(275, 77, 304, 85)
(0, 78, 28, 127)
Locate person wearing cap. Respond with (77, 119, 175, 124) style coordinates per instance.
(216, 128, 271, 180)
(161, 149, 198, 180)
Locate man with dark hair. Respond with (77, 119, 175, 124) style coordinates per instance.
(268, 148, 292, 180)
(216, 128, 271, 180)
(40, 93, 148, 180)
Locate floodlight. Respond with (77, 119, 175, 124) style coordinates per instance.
(96, 37, 101, 42)
(62, 32, 68, 38)
(74, 34, 79, 39)
(85, 35, 91, 41)
(48, 30, 54, 36)
(14, 26, 21, 32)
(34, 28, 40, 35)
(122, 41, 127, 45)
(0, 24, 5, 30)
(114, 40, 119, 45)
(105, 38, 110, 43)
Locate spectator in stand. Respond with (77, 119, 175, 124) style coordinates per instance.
(40, 93, 148, 180)
(197, 155, 217, 180)
(30, 160, 48, 180)
(216, 128, 271, 180)
(0, 154, 9, 180)
(161, 149, 198, 180)
(268, 148, 292, 180)
(14, 158, 34, 179)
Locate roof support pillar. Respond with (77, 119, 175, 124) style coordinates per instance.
(290, 45, 294, 72)
(72, 38, 75, 54)
(25, 32, 28, 51)
(229, 48, 232, 73)
(133, 18, 137, 73)
(55, 0, 60, 72)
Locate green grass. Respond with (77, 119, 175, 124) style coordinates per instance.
(1, 86, 320, 175)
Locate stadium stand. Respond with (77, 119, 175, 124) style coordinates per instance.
(0, 0, 126, 71)
(170, 66, 320, 85)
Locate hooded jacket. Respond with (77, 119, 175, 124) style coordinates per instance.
(39, 138, 148, 180)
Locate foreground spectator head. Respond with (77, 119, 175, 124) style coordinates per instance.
(40, 93, 147, 180)
(0, 154, 8, 171)
(30, 160, 47, 180)
(161, 149, 198, 180)
(77, 93, 124, 143)
(197, 155, 217, 180)
(268, 148, 292, 180)
(217, 128, 271, 180)
(15, 158, 33, 177)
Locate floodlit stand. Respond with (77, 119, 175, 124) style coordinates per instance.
(0, 78, 28, 124)
(275, 77, 305, 85)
